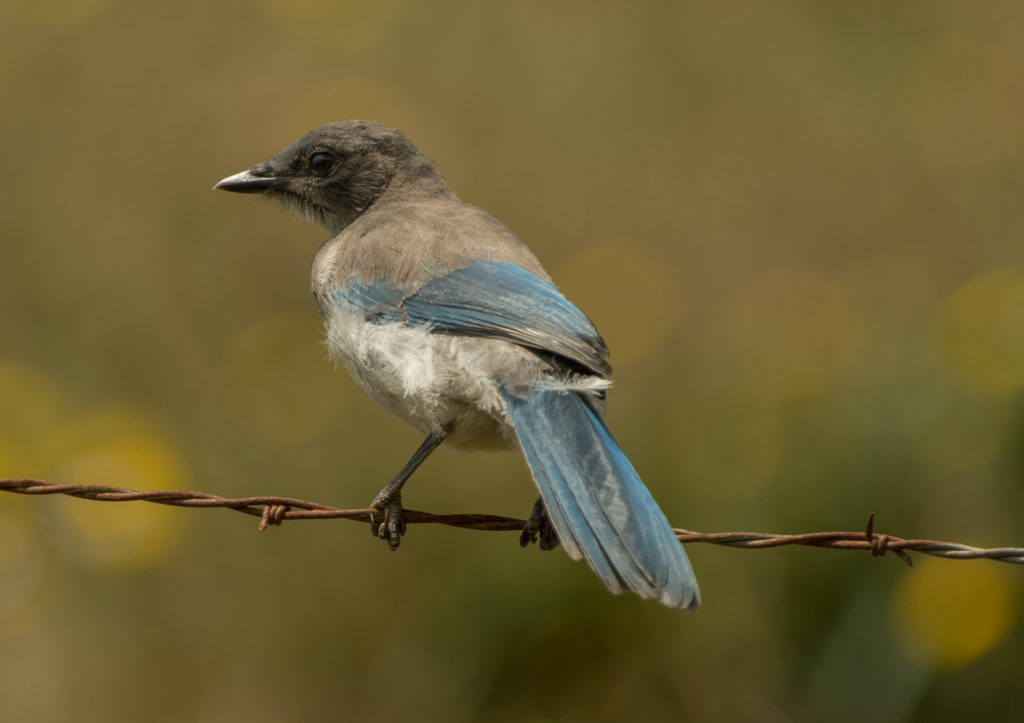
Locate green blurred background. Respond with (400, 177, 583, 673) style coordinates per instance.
(2, 1, 1023, 720)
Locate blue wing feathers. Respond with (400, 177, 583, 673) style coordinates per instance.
(510, 405, 625, 587)
(332, 278, 409, 319)
(503, 386, 699, 609)
(332, 261, 610, 375)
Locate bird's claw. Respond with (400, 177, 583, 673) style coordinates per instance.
(520, 498, 560, 551)
(369, 492, 406, 550)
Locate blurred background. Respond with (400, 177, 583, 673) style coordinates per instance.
(1, 1, 1023, 720)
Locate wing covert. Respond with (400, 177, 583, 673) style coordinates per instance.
(332, 260, 610, 376)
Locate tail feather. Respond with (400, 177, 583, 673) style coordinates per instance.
(503, 386, 699, 609)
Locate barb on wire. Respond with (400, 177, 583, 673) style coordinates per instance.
(2, 478, 1022, 566)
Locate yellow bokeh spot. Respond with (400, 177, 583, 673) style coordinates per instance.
(14, 0, 117, 28)
(0, 362, 67, 476)
(50, 408, 188, 570)
(557, 242, 682, 368)
(724, 268, 859, 400)
(217, 313, 346, 445)
(941, 267, 1024, 394)
(0, 441, 28, 485)
(891, 558, 1019, 669)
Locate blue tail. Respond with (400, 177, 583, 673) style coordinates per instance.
(503, 386, 699, 609)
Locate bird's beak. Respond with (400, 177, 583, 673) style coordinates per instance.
(213, 167, 277, 193)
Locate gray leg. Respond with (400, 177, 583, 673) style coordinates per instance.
(370, 430, 447, 549)
(520, 496, 560, 551)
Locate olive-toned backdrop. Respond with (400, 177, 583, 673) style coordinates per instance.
(2, 2, 1022, 721)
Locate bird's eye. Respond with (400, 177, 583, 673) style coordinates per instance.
(309, 152, 334, 175)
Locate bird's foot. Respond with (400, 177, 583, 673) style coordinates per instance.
(369, 490, 406, 550)
(519, 497, 560, 551)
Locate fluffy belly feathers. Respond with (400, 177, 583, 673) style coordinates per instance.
(323, 306, 519, 450)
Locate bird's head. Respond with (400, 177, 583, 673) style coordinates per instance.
(215, 120, 446, 235)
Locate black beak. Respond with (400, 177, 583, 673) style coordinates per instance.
(213, 165, 278, 193)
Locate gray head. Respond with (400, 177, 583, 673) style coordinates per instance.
(215, 121, 450, 235)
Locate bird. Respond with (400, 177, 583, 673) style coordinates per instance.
(214, 121, 699, 609)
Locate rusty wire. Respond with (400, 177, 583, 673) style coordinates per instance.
(2, 477, 1022, 566)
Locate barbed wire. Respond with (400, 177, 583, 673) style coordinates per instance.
(2, 477, 1022, 566)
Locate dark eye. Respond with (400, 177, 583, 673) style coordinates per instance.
(309, 152, 334, 175)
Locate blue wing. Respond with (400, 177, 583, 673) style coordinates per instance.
(332, 260, 610, 375)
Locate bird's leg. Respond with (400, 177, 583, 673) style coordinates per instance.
(519, 496, 560, 551)
(370, 430, 447, 550)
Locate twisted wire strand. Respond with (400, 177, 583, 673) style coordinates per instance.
(2, 477, 1022, 565)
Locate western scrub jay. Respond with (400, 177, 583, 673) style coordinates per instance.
(215, 121, 699, 609)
